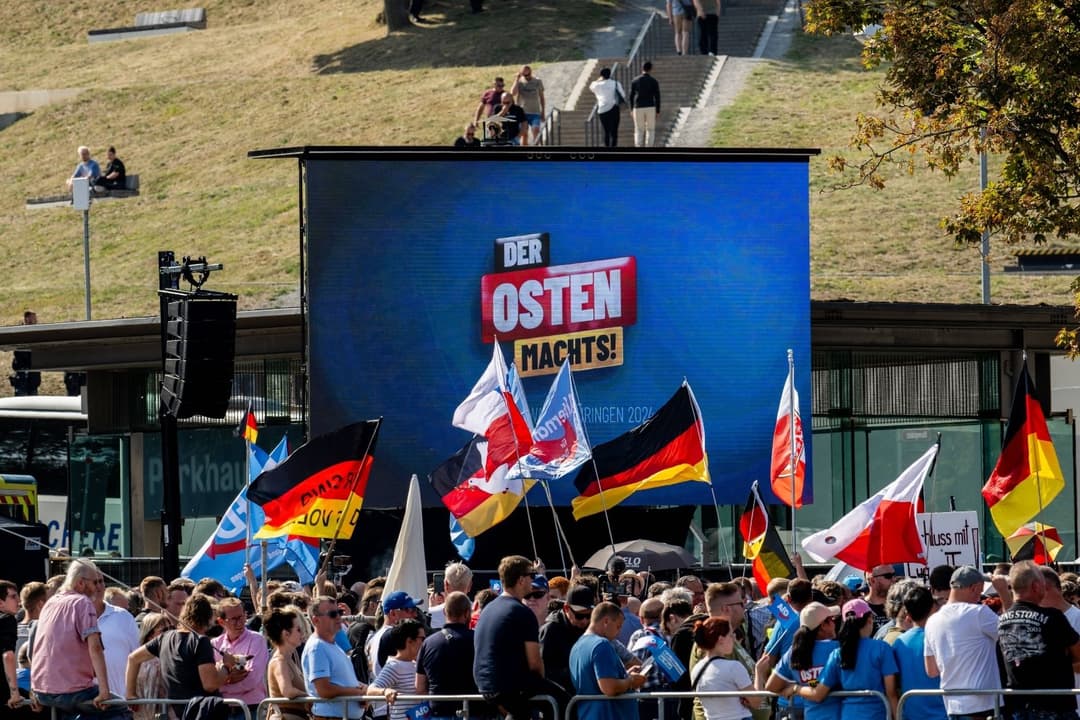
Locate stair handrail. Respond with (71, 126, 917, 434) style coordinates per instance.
(625, 10, 664, 79)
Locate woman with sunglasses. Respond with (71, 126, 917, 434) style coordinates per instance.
(766, 602, 842, 720)
(793, 599, 899, 720)
(125, 595, 248, 718)
(690, 617, 759, 720)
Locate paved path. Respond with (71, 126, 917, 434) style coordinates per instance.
(540, 0, 800, 147)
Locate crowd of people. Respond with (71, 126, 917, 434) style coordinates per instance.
(3, 556, 1080, 720)
(458, 61, 662, 149)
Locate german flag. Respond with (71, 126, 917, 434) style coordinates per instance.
(428, 437, 534, 538)
(739, 483, 795, 594)
(249, 420, 381, 540)
(237, 402, 258, 445)
(982, 362, 1064, 537)
(571, 382, 709, 520)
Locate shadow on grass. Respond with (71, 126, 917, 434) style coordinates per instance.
(312, 0, 606, 73)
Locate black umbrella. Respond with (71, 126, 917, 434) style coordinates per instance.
(583, 539, 697, 572)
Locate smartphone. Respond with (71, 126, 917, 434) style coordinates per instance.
(638, 656, 655, 675)
(432, 572, 445, 593)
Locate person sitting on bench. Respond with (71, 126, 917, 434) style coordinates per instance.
(94, 146, 126, 191)
(66, 145, 100, 190)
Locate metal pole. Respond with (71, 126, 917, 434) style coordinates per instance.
(83, 209, 92, 320)
(158, 251, 182, 580)
(980, 128, 990, 304)
(787, 349, 797, 553)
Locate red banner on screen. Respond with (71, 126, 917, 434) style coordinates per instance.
(480, 257, 637, 342)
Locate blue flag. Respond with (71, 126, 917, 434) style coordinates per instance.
(449, 514, 475, 561)
(182, 436, 317, 593)
(508, 360, 592, 483)
(768, 594, 800, 632)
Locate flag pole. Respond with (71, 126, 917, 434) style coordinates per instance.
(494, 339, 541, 561)
(684, 379, 728, 565)
(540, 480, 576, 574)
(787, 349, 797, 556)
(1025, 356, 1049, 565)
(568, 367, 617, 554)
(259, 540, 268, 612)
(323, 419, 382, 569)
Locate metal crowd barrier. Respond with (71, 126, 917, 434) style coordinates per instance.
(104, 697, 252, 720)
(260, 694, 560, 720)
(897, 687, 1080, 720)
(567, 689, 891, 720)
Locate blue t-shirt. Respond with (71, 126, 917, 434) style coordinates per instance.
(819, 637, 897, 720)
(617, 607, 643, 646)
(71, 160, 101, 180)
(891, 628, 946, 720)
(302, 635, 364, 719)
(765, 623, 798, 708)
(774, 639, 840, 720)
(570, 634, 636, 720)
(473, 594, 539, 694)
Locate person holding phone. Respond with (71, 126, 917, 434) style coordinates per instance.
(211, 598, 269, 719)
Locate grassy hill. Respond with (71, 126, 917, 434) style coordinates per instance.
(0, 0, 613, 325)
(1, 0, 1074, 335)
(711, 31, 1076, 306)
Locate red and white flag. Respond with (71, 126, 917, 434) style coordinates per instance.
(452, 342, 533, 490)
(770, 363, 805, 508)
(801, 443, 938, 571)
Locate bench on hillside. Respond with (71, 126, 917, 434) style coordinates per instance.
(88, 8, 206, 43)
(26, 174, 141, 210)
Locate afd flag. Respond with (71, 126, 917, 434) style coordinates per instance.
(509, 360, 592, 482)
(182, 437, 318, 593)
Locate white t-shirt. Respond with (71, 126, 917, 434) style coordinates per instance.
(99, 603, 139, 697)
(924, 601, 1001, 714)
(365, 625, 390, 718)
(428, 604, 446, 630)
(692, 656, 752, 720)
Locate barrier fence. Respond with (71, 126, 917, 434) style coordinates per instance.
(43, 686, 1080, 720)
(896, 687, 1080, 720)
(567, 689, 891, 720)
(103, 697, 252, 720)
(259, 694, 560, 720)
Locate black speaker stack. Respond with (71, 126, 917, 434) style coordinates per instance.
(160, 291, 238, 419)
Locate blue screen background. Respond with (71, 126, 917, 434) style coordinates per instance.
(305, 156, 812, 509)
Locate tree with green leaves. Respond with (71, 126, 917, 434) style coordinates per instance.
(805, 0, 1080, 345)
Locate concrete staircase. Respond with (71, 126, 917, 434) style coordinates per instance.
(555, 55, 716, 147)
(548, 0, 785, 146)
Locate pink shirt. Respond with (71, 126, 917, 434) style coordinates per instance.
(30, 591, 100, 694)
(211, 627, 269, 705)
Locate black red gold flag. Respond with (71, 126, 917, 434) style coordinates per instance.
(249, 419, 381, 540)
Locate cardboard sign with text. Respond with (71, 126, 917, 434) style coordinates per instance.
(903, 511, 980, 582)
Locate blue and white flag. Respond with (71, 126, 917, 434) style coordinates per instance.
(509, 360, 592, 482)
(182, 436, 318, 593)
(768, 594, 800, 632)
(449, 514, 475, 561)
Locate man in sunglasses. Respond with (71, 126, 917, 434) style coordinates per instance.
(302, 596, 395, 720)
(540, 585, 595, 698)
(865, 565, 896, 634)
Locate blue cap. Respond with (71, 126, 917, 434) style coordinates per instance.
(531, 574, 549, 592)
(382, 590, 418, 613)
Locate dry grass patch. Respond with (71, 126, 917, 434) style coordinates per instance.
(711, 30, 1076, 306)
(0, 0, 614, 326)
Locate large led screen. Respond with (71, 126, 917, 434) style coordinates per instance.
(301, 149, 813, 509)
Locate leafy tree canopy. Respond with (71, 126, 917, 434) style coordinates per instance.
(805, 0, 1080, 247)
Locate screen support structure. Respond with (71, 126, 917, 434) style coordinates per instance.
(156, 251, 224, 581)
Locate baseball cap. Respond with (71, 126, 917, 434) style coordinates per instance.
(566, 585, 596, 613)
(800, 601, 841, 630)
(841, 598, 872, 619)
(842, 576, 865, 593)
(531, 574, 549, 592)
(950, 565, 990, 588)
(382, 590, 418, 613)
